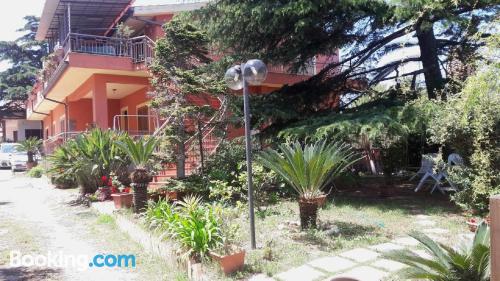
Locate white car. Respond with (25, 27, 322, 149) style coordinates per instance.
(0, 143, 20, 168)
(10, 151, 29, 172)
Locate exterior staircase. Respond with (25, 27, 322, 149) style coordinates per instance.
(148, 96, 228, 190)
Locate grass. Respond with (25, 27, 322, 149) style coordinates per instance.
(225, 194, 467, 279)
(74, 209, 189, 281)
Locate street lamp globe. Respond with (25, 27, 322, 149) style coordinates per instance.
(243, 59, 268, 85)
(224, 65, 243, 90)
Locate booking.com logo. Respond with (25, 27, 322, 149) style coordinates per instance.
(10, 251, 136, 271)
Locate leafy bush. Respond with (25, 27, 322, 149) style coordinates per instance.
(145, 196, 224, 261)
(27, 166, 44, 178)
(48, 129, 131, 194)
(428, 63, 500, 214)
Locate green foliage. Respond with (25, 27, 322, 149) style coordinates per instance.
(145, 196, 224, 261)
(18, 137, 42, 163)
(27, 166, 44, 178)
(384, 222, 490, 280)
(0, 16, 48, 115)
(428, 61, 500, 214)
(48, 129, 130, 194)
(200, 0, 391, 70)
(116, 136, 158, 169)
(258, 140, 358, 199)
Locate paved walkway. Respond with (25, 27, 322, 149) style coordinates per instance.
(250, 215, 473, 281)
(0, 170, 170, 281)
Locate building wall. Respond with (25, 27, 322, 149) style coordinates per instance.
(68, 99, 93, 131)
(4, 119, 42, 142)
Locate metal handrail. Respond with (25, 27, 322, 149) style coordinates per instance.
(112, 114, 160, 133)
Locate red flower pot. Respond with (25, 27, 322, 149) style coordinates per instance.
(210, 250, 245, 275)
(111, 193, 133, 209)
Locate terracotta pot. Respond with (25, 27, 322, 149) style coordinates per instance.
(210, 250, 245, 275)
(111, 193, 133, 209)
(298, 198, 320, 229)
(466, 221, 478, 232)
(26, 162, 37, 170)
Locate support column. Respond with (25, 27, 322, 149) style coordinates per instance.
(491, 195, 500, 281)
(92, 75, 108, 129)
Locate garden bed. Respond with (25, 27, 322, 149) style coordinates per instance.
(223, 194, 467, 279)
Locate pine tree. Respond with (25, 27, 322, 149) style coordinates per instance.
(0, 16, 48, 117)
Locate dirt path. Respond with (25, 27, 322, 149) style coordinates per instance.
(0, 170, 179, 281)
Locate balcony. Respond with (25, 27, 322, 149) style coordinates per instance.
(26, 33, 155, 118)
(62, 33, 155, 64)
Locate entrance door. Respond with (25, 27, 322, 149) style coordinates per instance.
(121, 109, 129, 132)
(25, 129, 42, 139)
(137, 106, 149, 135)
(13, 131, 18, 142)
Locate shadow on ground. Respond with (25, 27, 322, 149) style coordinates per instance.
(0, 266, 62, 281)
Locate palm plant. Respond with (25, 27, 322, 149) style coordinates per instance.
(384, 222, 490, 281)
(48, 129, 130, 194)
(258, 140, 358, 229)
(117, 136, 158, 213)
(18, 137, 43, 168)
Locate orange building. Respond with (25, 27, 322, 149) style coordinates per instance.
(26, 0, 338, 176)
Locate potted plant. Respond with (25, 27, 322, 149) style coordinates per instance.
(259, 140, 358, 229)
(110, 174, 133, 209)
(96, 175, 112, 201)
(18, 137, 43, 170)
(117, 136, 158, 213)
(209, 209, 245, 275)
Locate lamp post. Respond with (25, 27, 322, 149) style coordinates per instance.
(224, 59, 267, 250)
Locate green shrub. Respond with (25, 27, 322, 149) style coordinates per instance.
(428, 63, 500, 215)
(27, 166, 44, 178)
(48, 129, 131, 194)
(145, 196, 224, 261)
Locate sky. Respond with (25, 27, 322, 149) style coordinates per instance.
(0, 0, 44, 71)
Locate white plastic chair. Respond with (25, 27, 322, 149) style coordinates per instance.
(429, 153, 464, 193)
(410, 153, 436, 181)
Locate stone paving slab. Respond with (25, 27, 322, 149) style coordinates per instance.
(275, 265, 325, 281)
(369, 242, 405, 253)
(423, 228, 449, 234)
(392, 237, 420, 246)
(371, 258, 407, 272)
(308, 256, 356, 273)
(249, 273, 276, 281)
(415, 220, 436, 226)
(325, 266, 388, 281)
(339, 248, 380, 263)
(415, 214, 432, 220)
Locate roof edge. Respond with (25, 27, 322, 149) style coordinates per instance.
(35, 0, 60, 41)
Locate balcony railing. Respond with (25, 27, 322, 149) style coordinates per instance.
(62, 33, 155, 63)
(27, 33, 155, 117)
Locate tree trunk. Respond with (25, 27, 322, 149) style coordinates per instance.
(176, 117, 186, 179)
(132, 182, 148, 213)
(416, 21, 444, 100)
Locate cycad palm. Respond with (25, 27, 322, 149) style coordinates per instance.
(18, 137, 42, 165)
(117, 136, 158, 213)
(384, 222, 490, 281)
(258, 140, 358, 228)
